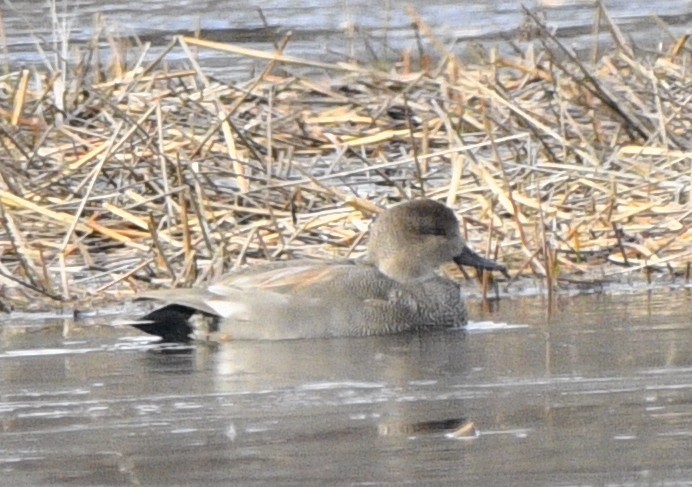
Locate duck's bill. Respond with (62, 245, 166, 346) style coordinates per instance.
(453, 246, 509, 278)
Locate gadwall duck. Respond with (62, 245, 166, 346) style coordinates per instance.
(126, 199, 508, 341)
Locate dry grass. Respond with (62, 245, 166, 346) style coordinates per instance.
(0, 6, 690, 310)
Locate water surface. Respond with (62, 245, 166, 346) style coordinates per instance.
(2, 0, 689, 77)
(1, 288, 691, 485)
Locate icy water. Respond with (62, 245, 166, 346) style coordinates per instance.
(2, 0, 690, 77)
(1, 288, 691, 486)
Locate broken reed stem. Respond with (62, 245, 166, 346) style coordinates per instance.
(0, 198, 46, 295)
(59, 132, 116, 252)
(522, 6, 650, 142)
(185, 174, 215, 257)
(95, 260, 153, 293)
(148, 213, 175, 281)
(175, 154, 195, 286)
(537, 188, 556, 314)
(612, 222, 629, 266)
(403, 93, 426, 197)
(11, 69, 29, 126)
(58, 252, 69, 300)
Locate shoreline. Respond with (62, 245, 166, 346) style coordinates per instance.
(0, 7, 690, 312)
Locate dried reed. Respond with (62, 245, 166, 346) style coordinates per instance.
(0, 6, 689, 310)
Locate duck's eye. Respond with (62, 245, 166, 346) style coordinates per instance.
(421, 226, 447, 236)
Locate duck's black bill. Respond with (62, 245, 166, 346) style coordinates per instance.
(453, 247, 509, 278)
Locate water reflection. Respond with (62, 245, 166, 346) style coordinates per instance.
(0, 289, 691, 485)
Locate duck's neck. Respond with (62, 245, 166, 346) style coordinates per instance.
(373, 254, 438, 283)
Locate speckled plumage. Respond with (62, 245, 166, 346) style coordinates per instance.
(128, 199, 507, 342)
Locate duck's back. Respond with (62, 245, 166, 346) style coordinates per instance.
(134, 259, 466, 341)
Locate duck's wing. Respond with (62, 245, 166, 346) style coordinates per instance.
(136, 287, 222, 316)
(210, 261, 347, 294)
(137, 261, 354, 319)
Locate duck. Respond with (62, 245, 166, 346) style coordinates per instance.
(125, 199, 508, 341)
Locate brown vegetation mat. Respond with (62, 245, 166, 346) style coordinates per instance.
(0, 8, 690, 310)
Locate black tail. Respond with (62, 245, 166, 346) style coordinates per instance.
(132, 305, 197, 342)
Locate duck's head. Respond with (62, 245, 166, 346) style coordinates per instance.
(367, 199, 508, 282)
